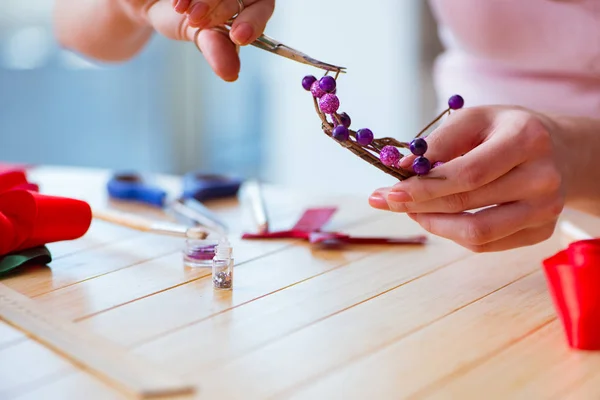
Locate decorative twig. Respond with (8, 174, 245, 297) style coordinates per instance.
(302, 72, 464, 181)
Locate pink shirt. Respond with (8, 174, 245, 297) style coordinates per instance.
(429, 0, 600, 118)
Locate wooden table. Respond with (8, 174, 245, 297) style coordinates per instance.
(2, 166, 600, 400)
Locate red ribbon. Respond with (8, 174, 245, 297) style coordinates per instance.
(0, 169, 92, 256)
(543, 239, 600, 350)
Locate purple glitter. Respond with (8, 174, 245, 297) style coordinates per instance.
(432, 161, 444, 169)
(319, 94, 340, 114)
(187, 244, 216, 260)
(380, 146, 401, 167)
(311, 80, 326, 98)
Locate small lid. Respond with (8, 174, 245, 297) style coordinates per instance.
(215, 237, 232, 258)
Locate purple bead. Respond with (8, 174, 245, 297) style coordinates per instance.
(409, 138, 428, 156)
(302, 75, 317, 91)
(338, 112, 351, 128)
(432, 161, 444, 169)
(413, 156, 431, 175)
(311, 80, 326, 98)
(319, 93, 340, 114)
(448, 94, 464, 110)
(332, 125, 349, 142)
(380, 146, 401, 167)
(356, 128, 374, 146)
(319, 76, 337, 93)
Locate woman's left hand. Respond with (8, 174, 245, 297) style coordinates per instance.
(369, 106, 574, 253)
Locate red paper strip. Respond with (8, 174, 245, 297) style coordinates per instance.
(543, 239, 600, 350)
(291, 207, 337, 232)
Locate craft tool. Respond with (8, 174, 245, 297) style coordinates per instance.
(0, 284, 196, 398)
(216, 19, 346, 73)
(92, 209, 208, 239)
(241, 180, 269, 234)
(172, 198, 228, 235)
(106, 171, 232, 234)
(181, 172, 242, 203)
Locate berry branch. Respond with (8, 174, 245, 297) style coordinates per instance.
(302, 72, 464, 181)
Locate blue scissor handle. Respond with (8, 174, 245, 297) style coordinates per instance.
(106, 172, 167, 207)
(181, 172, 242, 202)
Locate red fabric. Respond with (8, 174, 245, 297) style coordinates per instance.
(543, 239, 600, 350)
(242, 208, 427, 246)
(0, 169, 92, 256)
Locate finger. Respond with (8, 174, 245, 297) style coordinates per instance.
(145, 1, 190, 41)
(173, 0, 192, 14)
(186, 0, 222, 26)
(192, 28, 240, 81)
(230, 0, 275, 45)
(458, 223, 556, 253)
(386, 161, 561, 214)
(407, 199, 561, 247)
(398, 107, 491, 169)
(389, 115, 538, 203)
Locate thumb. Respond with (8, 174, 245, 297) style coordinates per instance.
(399, 107, 491, 169)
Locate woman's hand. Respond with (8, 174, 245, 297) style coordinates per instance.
(54, 0, 275, 82)
(368, 106, 588, 253)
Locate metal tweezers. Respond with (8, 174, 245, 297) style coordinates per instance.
(217, 20, 347, 73)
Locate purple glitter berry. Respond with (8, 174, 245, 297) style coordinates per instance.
(302, 75, 317, 91)
(448, 94, 464, 110)
(319, 76, 337, 93)
(409, 138, 428, 156)
(413, 156, 431, 175)
(380, 146, 401, 167)
(339, 112, 351, 128)
(319, 93, 340, 114)
(311, 80, 326, 98)
(432, 161, 444, 169)
(332, 125, 349, 142)
(356, 128, 374, 146)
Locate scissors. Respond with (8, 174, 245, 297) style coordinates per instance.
(106, 171, 242, 234)
(215, 18, 347, 74)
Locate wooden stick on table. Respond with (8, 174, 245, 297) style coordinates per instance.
(0, 284, 197, 399)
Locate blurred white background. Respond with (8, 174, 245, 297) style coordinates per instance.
(0, 0, 443, 195)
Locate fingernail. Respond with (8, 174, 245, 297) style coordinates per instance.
(188, 2, 210, 25)
(369, 193, 390, 210)
(399, 156, 412, 169)
(174, 0, 190, 13)
(387, 191, 412, 202)
(231, 23, 254, 45)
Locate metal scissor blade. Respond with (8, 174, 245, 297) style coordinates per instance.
(218, 23, 346, 73)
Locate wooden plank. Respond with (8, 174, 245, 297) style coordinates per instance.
(0, 284, 196, 399)
(286, 271, 555, 400)
(0, 321, 27, 349)
(2, 234, 183, 298)
(46, 220, 138, 259)
(419, 320, 600, 400)
(171, 236, 560, 399)
(11, 372, 129, 400)
(134, 233, 469, 375)
(0, 340, 73, 399)
(30, 198, 385, 322)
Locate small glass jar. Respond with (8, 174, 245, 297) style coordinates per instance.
(212, 238, 233, 290)
(183, 238, 218, 268)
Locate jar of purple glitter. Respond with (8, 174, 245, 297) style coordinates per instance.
(183, 238, 219, 268)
